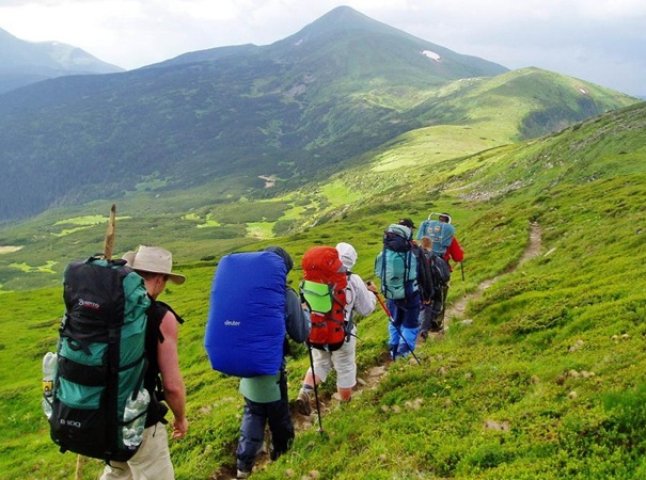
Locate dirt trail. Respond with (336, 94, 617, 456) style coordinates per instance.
(445, 222, 542, 320)
(212, 223, 542, 479)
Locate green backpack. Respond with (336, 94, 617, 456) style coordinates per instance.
(375, 224, 419, 300)
(44, 257, 151, 462)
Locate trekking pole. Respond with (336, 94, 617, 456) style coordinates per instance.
(460, 261, 465, 281)
(75, 454, 83, 480)
(306, 343, 325, 435)
(103, 204, 116, 260)
(372, 292, 421, 365)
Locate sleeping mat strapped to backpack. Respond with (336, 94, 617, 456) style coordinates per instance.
(204, 251, 287, 377)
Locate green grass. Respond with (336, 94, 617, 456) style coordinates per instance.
(0, 103, 644, 479)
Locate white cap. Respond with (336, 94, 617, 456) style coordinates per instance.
(335, 242, 358, 269)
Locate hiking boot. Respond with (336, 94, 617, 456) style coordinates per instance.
(419, 331, 428, 341)
(428, 320, 444, 333)
(295, 389, 312, 416)
(236, 469, 251, 479)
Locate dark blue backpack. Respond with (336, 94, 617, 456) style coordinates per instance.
(204, 251, 286, 377)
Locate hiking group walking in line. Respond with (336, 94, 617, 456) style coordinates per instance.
(41, 211, 463, 479)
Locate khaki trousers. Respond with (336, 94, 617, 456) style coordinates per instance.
(100, 422, 174, 480)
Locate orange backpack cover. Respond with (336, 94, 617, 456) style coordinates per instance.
(301, 246, 348, 351)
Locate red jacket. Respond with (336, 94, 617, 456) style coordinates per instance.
(443, 237, 464, 269)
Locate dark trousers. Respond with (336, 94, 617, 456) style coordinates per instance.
(236, 370, 294, 472)
(420, 284, 449, 333)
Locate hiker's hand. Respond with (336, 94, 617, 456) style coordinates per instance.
(172, 416, 188, 439)
(366, 281, 378, 293)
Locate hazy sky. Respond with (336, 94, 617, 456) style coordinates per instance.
(1, 0, 645, 96)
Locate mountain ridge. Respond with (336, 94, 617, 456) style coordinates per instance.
(0, 26, 123, 93)
(0, 7, 637, 222)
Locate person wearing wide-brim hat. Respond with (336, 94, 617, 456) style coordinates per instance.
(101, 245, 187, 480)
(122, 245, 186, 285)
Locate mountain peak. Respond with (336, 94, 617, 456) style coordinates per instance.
(290, 5, 394, 39)
(0, 25, 123, 93)
(318, 5, 371, 23)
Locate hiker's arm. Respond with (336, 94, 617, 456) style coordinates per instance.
(158, 311, 188, 439)
(285, 288, 310, 342)
(351, 275, 377, 317)
(447, 237, 464, 263)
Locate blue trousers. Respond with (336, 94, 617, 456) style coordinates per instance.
(236, 370, 294, 472)
(387, 293, 421, 358)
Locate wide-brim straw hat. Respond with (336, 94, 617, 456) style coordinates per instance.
(122, 245, 186, 285)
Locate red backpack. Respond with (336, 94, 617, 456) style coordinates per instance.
(301, 246, 349, 351)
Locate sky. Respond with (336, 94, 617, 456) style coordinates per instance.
(1, 0, 645, 97)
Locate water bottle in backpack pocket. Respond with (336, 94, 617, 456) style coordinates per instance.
(122, 387, 151, 448)
(41, 352, 57, 419)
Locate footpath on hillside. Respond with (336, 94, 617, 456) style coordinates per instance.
(212, 223, 543, 480)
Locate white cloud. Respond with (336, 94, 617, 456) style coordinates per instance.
(0, 0, 644, 94)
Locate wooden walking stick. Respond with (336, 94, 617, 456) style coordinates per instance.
(103, 204, 117, 260)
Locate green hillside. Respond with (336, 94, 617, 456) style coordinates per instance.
(0, 102, 644, 479)
(0, 63, 637, 292)
(0, 6, 508, 222)
(0, 7, 636, 223)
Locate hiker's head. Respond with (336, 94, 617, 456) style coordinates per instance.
(336, 242, 358, 270)
(265, 246, 293, 272)
(398, 218, 415, 230)
(438, 213, 452, 224)
(421, 236, 433, 251)
(122, 245, 185, 285)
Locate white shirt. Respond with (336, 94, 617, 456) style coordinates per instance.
(345, 273, 377, 322)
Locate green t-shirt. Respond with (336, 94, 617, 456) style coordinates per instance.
(239, 373, 281, 403)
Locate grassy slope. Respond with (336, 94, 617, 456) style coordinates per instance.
(1, 103, 644, 479)
(0, 67, 637, 291)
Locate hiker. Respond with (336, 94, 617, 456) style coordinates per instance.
(233, 247, 310, 479)
(438, 213, 464, 267)
(418, 236, 452, 338)
(374, 219, 433, 359)
(418, 213, 464, 338)
(295, 242, 377, 415)
(417, 212, 464, 266)
(101, 245, 188, 480)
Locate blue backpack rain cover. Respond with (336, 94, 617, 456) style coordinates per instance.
(417, 220, 455, 256)
(204, 251, 286, 377)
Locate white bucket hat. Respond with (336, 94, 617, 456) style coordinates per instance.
(122, 245, 186, 284)
(336, 242, 358, 270)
